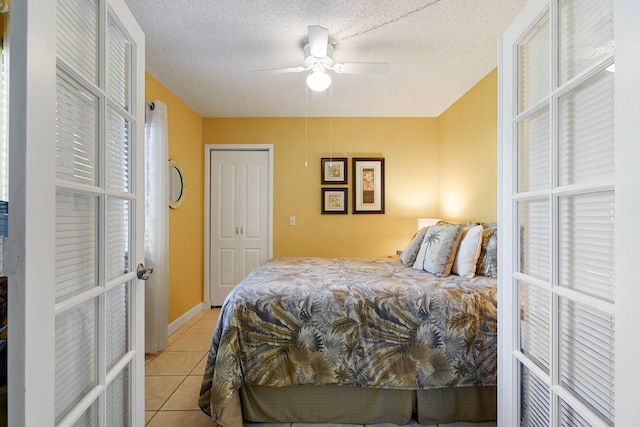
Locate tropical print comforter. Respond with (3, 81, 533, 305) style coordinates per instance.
(198, 257, 497, 422)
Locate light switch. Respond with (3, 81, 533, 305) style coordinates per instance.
(289, 216, 296, 226)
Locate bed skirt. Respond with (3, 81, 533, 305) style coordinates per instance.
(237, 385, 497, 425)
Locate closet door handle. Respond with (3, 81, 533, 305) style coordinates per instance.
(235, 226, 238, 235)
(240, 226, 243, 235)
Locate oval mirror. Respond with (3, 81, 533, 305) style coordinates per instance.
(168, 159, 185, 209)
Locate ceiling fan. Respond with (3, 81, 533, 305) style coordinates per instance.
(258, 25, 390, 92)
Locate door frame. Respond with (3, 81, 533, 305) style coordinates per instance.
(203, 144, 273, 307)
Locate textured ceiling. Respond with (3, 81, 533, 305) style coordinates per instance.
(125, 0, 527, 117)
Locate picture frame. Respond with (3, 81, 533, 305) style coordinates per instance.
(352, 157, 385, 214)
(321, 157, 348, 184)
(321, 188, 348, 214)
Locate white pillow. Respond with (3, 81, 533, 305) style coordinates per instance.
(400, 227, 429, 266)
(413, 224, 463, 277)
(451, 225, 483, 278)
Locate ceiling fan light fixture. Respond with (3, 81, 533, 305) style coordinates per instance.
(306, 70, 331, 92)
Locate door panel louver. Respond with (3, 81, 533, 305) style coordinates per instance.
(518, 199, 550, 281)
(519, 281, 551, 373)
(559, 191, 615, 301)
(106, 198, 130, 281)
(56, 0, 98, 83)
(559, 298, 615, 424)
(558, 0, 614, 85)
(55, 191, 98, 303)
(520, 363, 550, 426)
(107, 14, 131, 110)
(560, 398, 591, 427)
(559, 70, 614, 187)
(518, 14, 550, 113)
(106, 108, 131, 192)
(70, 402, 96, 427)
(55, 299, 96, 424)
(106, 283, 129, 371)
(106, 364, 129, 427)
(56, 72, 98, 185)
(518, 107, 550, 192)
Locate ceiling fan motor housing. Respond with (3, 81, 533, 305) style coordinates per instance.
(303, 43, 334, 69)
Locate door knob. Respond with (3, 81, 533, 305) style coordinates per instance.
(137, 263, 154, 280)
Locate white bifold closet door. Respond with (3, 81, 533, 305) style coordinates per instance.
(499, 0, 620, 426)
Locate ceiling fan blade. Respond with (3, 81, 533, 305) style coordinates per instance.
(334, 62, 390, 75)
(252, 66, 306, 73)
(308, 25, 329, 58)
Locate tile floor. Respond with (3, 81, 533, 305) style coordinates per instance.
(144, 307, 497, 427)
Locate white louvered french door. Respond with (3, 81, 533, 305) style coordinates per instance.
(8, 0, 145, 425)
(499, 0, 640, 426)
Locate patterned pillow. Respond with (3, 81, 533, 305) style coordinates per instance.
(413, 224, 463, 277)
(476, 227, 498, 278)
(400, 226, 430, 266)
(451, 225, 484, 278)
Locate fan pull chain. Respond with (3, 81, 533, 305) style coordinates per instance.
(329, 85, 333, 163)
(305, 85, 309, 167)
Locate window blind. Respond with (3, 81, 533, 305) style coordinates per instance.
(520, 363, 551, 426)
(559, 298, 615, 425)
(559, 0, 614, 85)
(55, 72, 98, 185)
(518, 15, 550, 113)
(55, 191, 97, 303)
(106, 108, 131, 193)
(55, 299, 96, 424)
(519, 281, 551, 373)
(558, 71, 615, 187)
(106, 198, 130, 281)
(559, 191, 615, 302)
(107, 15, 130, 110)
(106, 366, 129, 427)
(560, 398, 591, 427)
(106, 283, 128, 371)
(518, 107, 550, 193)
(519, 199, 550, 281)
(56, 0, 97, 83)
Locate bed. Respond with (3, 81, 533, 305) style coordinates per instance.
(198, 228, 498, 427)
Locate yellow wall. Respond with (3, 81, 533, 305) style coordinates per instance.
(147, 68, 498, 321)
(145, 73, 204, 322)
(203, 118, 439, 257)
(437, 69, 498, 223)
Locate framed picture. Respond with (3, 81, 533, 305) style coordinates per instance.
(321, 188, 348, 214)
(352, 157, 385, 214)
(321, 157, 348, 184)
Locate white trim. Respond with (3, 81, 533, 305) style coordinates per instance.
(614, 0, 640, 424)
(8, 0, 58, 425)
(203, 143, 274, 306)
(167, 302, 210, 336)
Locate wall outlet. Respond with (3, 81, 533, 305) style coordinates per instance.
(289, 216, 296, 226)
(396, 250, 402, 256)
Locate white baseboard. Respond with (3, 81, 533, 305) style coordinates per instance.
(168, 301, 210, 336)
